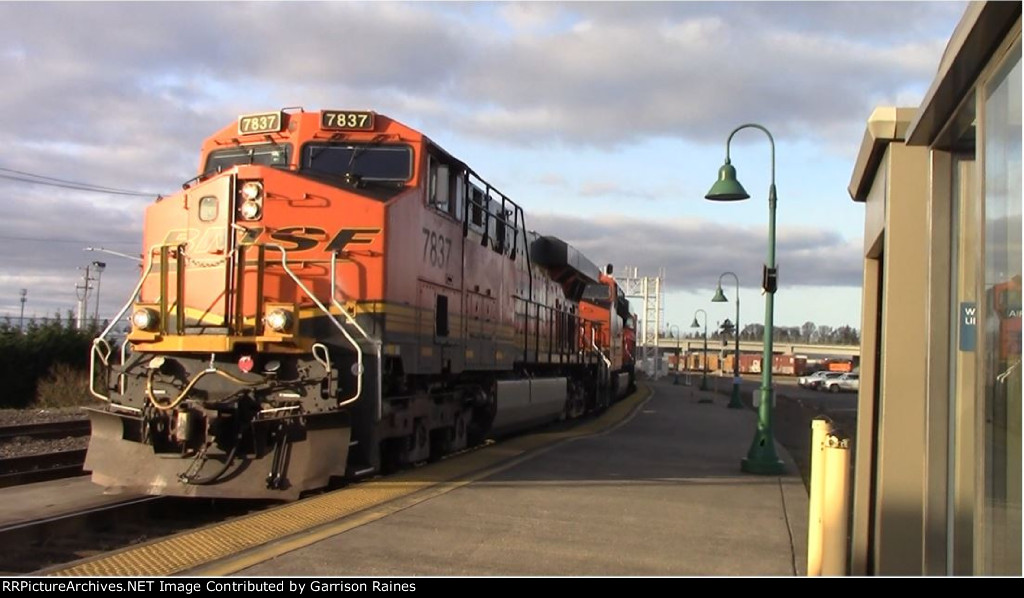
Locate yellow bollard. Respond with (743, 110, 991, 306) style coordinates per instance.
(821, 433, 851, 575)
(807, 418, 831, 576)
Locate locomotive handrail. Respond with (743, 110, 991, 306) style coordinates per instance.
(329, 251, 383, 419)
(88, 339, 113, 403)
(518, 207, 535, 362)
(119, 336, 132, 396)
(95, 243, 164, 342)
(89, 243, 165, 402)
(590, 328, 612, 370)
(262, 242, 367, 409)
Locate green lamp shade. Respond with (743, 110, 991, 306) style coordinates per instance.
(705, 162, 750, 201)
(690, 318, 700, 328)
(711, 286, 728, 302)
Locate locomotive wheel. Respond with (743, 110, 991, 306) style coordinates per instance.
(416, 420, 428, 451)
(405, 418, 430, 464)
(429, 428, 451, 462)
(467, 387, 495, 446)
(565, 381, 585, 420)
(380, 438, 403, 474)
(455, 412, 467, 446)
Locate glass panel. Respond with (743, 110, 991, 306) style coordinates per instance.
(950, 155, 978, 575)
(301, 144, 412, 182)
(204, 144, 291, 175)
(981, 41, 1021, 576)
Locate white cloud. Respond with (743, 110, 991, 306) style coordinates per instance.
(498, 2, 566, 34)
(535, 173, 568, 187)
(0, 1, 966, 322)
(527, 213, 863, 291)
(578, 181, 659, 200)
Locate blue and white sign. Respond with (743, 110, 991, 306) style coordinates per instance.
(959, 302, 976, 352)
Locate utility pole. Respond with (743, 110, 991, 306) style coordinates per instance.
(75, 264, 94, 330)
(18, 289, 27, 331)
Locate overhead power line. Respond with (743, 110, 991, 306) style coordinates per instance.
(0, 233, 138, 245)
(0, 166, 159, 197)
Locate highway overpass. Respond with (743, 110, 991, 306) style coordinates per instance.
(653, 338, 860, 358)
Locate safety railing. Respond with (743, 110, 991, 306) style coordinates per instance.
(88, 237, 379, 413)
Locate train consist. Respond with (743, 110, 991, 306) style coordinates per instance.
(86, 109, 636, 499)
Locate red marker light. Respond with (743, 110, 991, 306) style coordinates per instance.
(238, 355, 255, 373)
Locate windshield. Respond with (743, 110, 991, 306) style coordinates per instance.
(582, 283, 610, 304)
(204, 144, 291, 175)
(301, 144, 412, 183)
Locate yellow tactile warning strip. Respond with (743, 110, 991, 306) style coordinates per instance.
(48, 384, 652, 577)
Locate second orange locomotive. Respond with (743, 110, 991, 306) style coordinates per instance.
(86, 108, 635, 499)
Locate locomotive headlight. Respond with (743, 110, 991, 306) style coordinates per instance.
(265, 308, 294, 333)
(132, 307, 159, 331)
(238, 181, 263, 221)
(239, 200, 262, 220)
(240, 181, 263, 201)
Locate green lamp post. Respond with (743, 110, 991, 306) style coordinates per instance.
(690, 309, 708, 391)
(705, 123, 785, 475)
(712, 272, 744, 409)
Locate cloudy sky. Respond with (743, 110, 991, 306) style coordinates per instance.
(0, 1, 967, 332)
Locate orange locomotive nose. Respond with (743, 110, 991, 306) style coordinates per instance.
(84, 108, 636, 499)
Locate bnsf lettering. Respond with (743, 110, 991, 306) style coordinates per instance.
(269, 227, 327, 252)
(162, 230, 194, 245)
(327, 228, 382, 252)
(238, 227, 264, 245)
(161, 229, 226, 254)
(263, 227, 382, 253)
(166, 226, 382, 255)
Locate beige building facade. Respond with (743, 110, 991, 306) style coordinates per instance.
(848, 1, 1020, 575)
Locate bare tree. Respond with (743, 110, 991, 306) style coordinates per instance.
(801, 321, 816, 343)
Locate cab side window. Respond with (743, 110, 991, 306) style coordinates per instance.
(428, 156, 467, 222)
(469, 186, 486, 229)
(452, 171, 465, 222)
(428, 157, 451, 216)
(489, 198, 505, 254)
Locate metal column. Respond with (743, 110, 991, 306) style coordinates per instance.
(621, 266, 664, 378)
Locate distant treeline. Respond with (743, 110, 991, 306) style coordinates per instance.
(0, 313, 102, 409)
(669, 321, 860, 345)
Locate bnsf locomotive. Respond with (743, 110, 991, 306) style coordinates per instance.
(86, 108, 636, 499)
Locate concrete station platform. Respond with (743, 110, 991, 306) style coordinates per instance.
(235, 379, 809, 576)
(0, 476, 144, 530)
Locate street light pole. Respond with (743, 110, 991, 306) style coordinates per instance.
(705, 123, 784, 475)
(690, 309, 708, 391)
(713, 272, 744, 409)
(91, 261, 106, 325)
(669, 324, 681, 384)
(85, 246, 143, 264)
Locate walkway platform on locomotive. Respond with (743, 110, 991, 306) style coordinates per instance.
(231, 378, 809, 576)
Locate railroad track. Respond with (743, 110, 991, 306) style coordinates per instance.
(0, 420, 91, 442)
(0, 391, 649, 575)
(0, 449, 89, 488)
(0, 420, 92, 488)
(0, 416, 593, 575)
(0, 495, 269, 575)
(0, 423, 229, 576)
